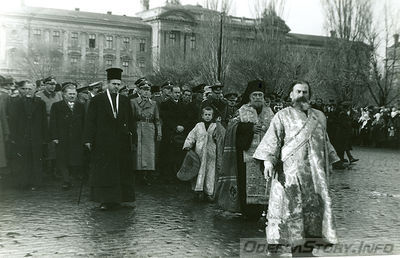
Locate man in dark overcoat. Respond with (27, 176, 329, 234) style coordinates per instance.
(50, 83, 85, 190)
(159, 84, 186, 181)
(83, 67, 136, 211)
(8, 80, 47, 190)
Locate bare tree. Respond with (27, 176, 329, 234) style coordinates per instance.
(17, 42, 63, 81)
(321, 0, 374, 103)
(363, 1, 400, 106)
(322, 0, 373, 42)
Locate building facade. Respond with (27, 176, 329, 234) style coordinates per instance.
(0, 7, 152, 84)
(0, 3, 336, 86)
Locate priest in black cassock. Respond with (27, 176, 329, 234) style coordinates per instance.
(83, 67, 136, 211)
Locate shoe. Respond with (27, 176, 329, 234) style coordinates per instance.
(342, 159, 349, 163)
(99, 203, 109, 211)
(350, 158, 359, 163)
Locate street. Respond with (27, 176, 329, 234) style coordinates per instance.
(0, 147, 399, 257)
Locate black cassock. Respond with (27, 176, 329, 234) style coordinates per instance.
(49, 100, 85, 168)
(8, 96, 47, 188)
(83, 92, 135, 203)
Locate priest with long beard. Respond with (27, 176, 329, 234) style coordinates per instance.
(253, 80, 339, 256)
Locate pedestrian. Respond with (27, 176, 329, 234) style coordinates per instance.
(216, 80, 274, 220)
(183, 106, 225, 201)
(83, 67, 135, 211)
(8, 80, 47, 190)
(201, 82, 227, 122)
(36, 76, 63, 178)
(131, 80, 161, 185)
(159, 84, 186, 182)
(0, 78, 10, 178)
(221, 91, 239, 128)
(49, 83, 85, 190)
(253, 80, 339, 256)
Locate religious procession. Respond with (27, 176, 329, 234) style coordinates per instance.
(0, 67, 358, 257)
(1, 0, 400, 257)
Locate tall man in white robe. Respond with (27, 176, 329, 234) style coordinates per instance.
(253, 81, 339, 256)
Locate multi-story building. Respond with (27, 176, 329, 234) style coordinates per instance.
(0, 6, 152, 84)
(0, 2, 343, 87)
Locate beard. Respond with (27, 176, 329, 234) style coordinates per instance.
(292, 96, 311, 111)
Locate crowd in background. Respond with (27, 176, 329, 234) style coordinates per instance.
(0, 74, 399, 191)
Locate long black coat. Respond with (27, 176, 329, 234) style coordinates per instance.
(50, 100, 85, 167)
(83, 92, 135, 203)
(8, 96, 47, 187)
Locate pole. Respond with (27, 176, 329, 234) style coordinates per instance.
(217, 12, 224, 82)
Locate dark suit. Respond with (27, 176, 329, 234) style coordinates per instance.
(8, 96, 47, 188)
(159, 98, 186, 178)
(83, 91, 135, 203)
(50, 100, 85, 183)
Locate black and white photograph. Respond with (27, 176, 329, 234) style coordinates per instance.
(0, 0, 399, 257)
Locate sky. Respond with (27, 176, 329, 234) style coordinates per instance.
(2, 0, 399, 38)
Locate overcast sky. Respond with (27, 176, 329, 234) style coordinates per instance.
(3, 0, 399, 38)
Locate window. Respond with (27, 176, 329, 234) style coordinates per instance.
(169, 32, 176, 44)
(122, 61, 129, 68)
(71, 32, 79, 47)
(89, 34, 96, 48)
(106, 59, 113, 67)
(53, 31, 60, 44)
(139, 39, 145, 52)
(123, 37, 130, 48)
(33, 29, 41, 36)
(139, 59, 145, 68)
(190, 34, 196, 49)
(71, 56, 78, 63)
(106, 36, 113, 49)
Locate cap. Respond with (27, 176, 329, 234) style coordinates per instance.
(162, 80, 174, 88)
(224, 92, 238, 100)
(138, 80, 151, 90)
(77, 84, 89, 93)
(43, 76, 56, 84)
(88, 81, 103, 89)
(106, 67, 123, 81)
(134, 77, 147, 86)
(210, 82, 223, 89)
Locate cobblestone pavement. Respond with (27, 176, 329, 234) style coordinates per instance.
(0, 147, 399, 257)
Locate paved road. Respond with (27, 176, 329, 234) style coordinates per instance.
(0, 147, 399, 257)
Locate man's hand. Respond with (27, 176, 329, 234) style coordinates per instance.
(157, 134, 162, 142)
(53, 139, 59, 144)
(84, 143, 91, 151)
(253, 124, 262, 134)
(183, 147, 191, 151)
(176, 125, 184, 132)
(263, 161, 274, 180)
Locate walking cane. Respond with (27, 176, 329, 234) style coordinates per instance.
(77, 175, 84, 205)
(78, 143, 91, 205)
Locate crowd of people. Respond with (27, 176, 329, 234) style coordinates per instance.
(0, 67, 398, 256)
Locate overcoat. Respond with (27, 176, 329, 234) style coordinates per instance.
(50, 100, 85, 167)
(83, 92, 135, 203)
(8, 96, 47, 187)
(0, 93, 9, 168)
